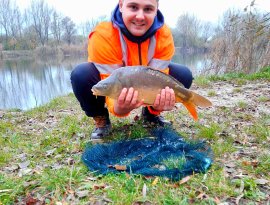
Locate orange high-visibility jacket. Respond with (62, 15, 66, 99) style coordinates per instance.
(88, 22, 175, 117)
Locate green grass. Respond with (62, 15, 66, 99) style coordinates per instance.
(0, 121, 14, 136)
(0, 68, 269, 204)
(257, 96, 269, 102)
(196, 123, 221, 141)
(232, 87, 242, 93)
(193, 76, 211, 87)
(0, 150, 12, 165)
(207, 90, 216, 97)
(245, 122, 269, 144)
(254, 154, 270, 175)
(237, 100, 248, 109)
(197, 66, 270, 83)
(232, 177, 267, 200)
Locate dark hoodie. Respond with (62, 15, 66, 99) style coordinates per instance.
(111, 5, 164, 44)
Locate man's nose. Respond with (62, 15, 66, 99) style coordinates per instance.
(135, 9, 145, 19)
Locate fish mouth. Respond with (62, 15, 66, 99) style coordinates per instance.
(91, 87, 99, 95)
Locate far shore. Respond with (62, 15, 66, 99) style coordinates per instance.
(0, 45, 87, 60)
(0, 46, 200, 61)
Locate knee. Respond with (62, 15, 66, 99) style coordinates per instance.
(169, 63, 193, 89)
(180, 65, 193, 84)
(70, 62, 90, 83)
(71, 62, 100, 86)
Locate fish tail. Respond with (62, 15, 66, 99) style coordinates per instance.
(191, 92, 212, 107)
(182, 101, 198, 121)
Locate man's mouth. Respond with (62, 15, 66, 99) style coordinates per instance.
(132, 22, 145, 27)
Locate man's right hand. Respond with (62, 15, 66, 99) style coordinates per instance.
(113, 87, 144, 116)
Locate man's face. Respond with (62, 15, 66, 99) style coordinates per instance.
(119, 0, 158, 36)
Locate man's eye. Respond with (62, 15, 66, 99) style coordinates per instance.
(129, 5, 137, 10)
(144, 7, 154, 13)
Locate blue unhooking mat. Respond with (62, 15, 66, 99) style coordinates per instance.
(82, 127, 213, 181)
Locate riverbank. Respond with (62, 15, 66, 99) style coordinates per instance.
(0, 76, 269, 204)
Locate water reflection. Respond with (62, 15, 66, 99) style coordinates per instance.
(0, 57, 86, 110)
(172, 53, 206, 75)
(0, 53, 206, 110)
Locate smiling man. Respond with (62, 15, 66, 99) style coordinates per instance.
(119, 0, 158, 36)
(70, 0, 194, 140)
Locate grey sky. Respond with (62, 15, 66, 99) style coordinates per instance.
(17, 0, 270, 28)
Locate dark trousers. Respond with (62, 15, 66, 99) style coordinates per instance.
(70, 62, 193, 117)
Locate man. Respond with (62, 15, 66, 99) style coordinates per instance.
(71, 0, 193, 140)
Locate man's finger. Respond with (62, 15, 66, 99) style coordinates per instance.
(125, 87, 134, 104)
(118, 88, 128, 104)
(165, 87, 171, 107)
(170, 88, 175, 107)
(159, 88, 166, 106)
(153, 93, 161, 107)
(131, 90, 139, 106)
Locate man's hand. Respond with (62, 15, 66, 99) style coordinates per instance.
(114, 87, 144, 116)
(152, 86, 175, 111)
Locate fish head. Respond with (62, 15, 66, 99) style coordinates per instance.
(91, 75, 122, 98)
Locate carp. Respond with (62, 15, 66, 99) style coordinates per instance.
(92, 66, 212, 121)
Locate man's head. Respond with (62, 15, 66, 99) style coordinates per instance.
(119, 0, 158, 37)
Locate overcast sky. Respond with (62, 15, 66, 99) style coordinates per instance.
(17, 0, 270, 28)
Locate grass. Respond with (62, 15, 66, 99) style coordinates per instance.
(207, 90, 216, 97)
(245, 121, 269, 144)
(196, 123, 221, 140)
(0, 69, 269, 204)
(257, 96, 269, 102)
(205, 66, 270, 82)
(237, 100, 248, 109)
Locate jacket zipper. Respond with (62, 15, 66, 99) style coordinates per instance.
(138, 43, 142, 65)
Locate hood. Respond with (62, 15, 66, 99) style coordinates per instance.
(111, 5, 164, 43)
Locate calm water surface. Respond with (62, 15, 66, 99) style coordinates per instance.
(0, 54, 206, 110)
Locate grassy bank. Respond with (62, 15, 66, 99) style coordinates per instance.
(0, 69, 269, 204)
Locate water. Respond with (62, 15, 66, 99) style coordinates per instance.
(0, 54, 205, 110)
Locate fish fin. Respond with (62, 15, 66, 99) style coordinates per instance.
(191, 91, 212, 107)
(182, 101, 198, 121)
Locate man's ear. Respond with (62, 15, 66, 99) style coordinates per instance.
(119, 0, 123, 12)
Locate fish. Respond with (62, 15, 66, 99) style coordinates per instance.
(92, 66, 212, 121)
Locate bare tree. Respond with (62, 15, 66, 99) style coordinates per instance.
(23, 25, 39, 49)
(200, 22, 215, 44)
(174, 13, 202, 53)
(206, 2, 270, 74)
(51, 10, 63, 44)
(0, 0, 12, 41)
(9, 5, 23, 38)
(80, 15, 107, 37)
(61, 16, 76, 45)
(27, 0, 53, 45)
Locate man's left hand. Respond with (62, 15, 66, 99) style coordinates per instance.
(152, 86, 175, 111)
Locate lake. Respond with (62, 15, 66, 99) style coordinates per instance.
(0, 54, 206, 110)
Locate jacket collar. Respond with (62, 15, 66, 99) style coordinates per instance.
(111, 5, 164, 43)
